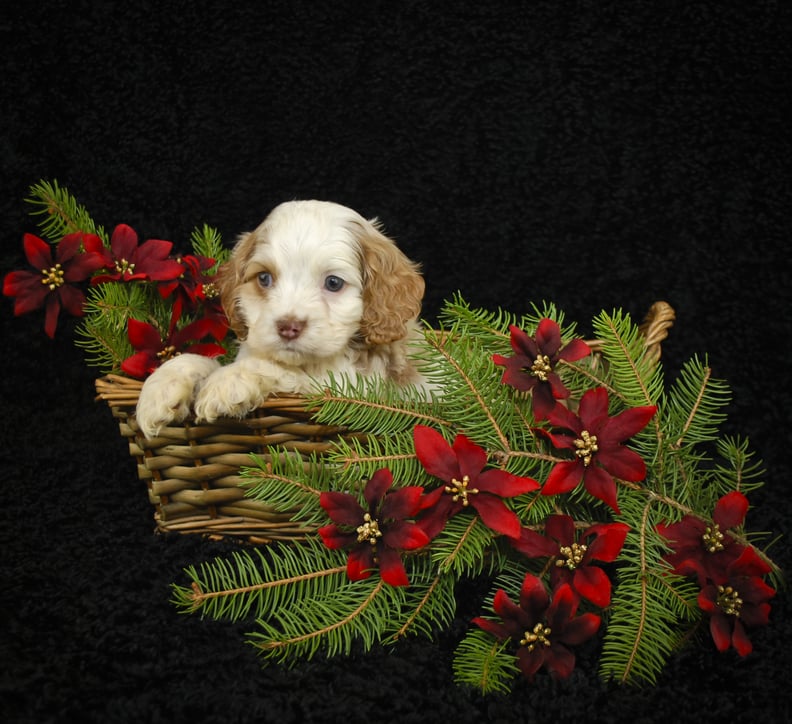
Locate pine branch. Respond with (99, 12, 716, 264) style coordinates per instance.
(26, 179, 107, 242)
(453, 629, 518, 695)
(663, 355, 730, 449)
(189, 223, 229, 268)
(249, 575, 391, 663)
(308, 372, 450, 434)
(172, 538, 349, 622)
(599, 495, 699, 685)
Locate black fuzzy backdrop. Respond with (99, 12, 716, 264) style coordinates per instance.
(1, 3, 790, 723)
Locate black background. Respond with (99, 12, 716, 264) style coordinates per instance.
(1, 2, 790, 722)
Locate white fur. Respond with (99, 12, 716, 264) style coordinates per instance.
(135, 200, 425, 439)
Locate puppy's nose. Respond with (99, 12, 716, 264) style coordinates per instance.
(276, 317, 306, 340)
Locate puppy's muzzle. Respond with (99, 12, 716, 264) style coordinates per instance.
(277, 317, 306, 341)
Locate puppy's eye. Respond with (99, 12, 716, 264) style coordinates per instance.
(324, 275, 345, 292)
(257, 272, 273, 288)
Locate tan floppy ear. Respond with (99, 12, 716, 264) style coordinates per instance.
(357, 219, 425, 345)
(216, 231, 255, 340)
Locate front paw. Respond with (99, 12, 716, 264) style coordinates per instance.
(136, 355, 220, 438)
(193, 365, 271, 422)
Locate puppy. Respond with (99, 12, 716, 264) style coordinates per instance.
(135, 200, 426, 439)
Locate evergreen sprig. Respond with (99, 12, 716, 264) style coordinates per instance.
(26, 179, 106, 241)
(170, 296, 779, 692)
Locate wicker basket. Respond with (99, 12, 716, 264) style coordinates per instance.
(95, 302, 676, 543)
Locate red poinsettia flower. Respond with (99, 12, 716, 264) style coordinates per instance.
(492, 319, 591, 420)
(473, 573, 601, 681)
(697, 545, 775, 657)
(657, 491, 749, 585)
(3, 231, 106, 338)
(157, 253, 220, 328)
(318, 468, 430, 587)
(120, 316, 227, 379)
(413, 425, 540, 540)
(512, 515, 629, 607)
(540, 387, 656, 513)
(91, 223, 185, 284)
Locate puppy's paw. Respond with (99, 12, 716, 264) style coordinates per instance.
(136, 354, 220, 438)
(194, 364, 271, 422)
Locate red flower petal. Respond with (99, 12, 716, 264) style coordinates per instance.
(558, 338, 591, 363)
(413, 425, 460, 481)
(708, 613, 732, 653)
(598, 444, 647, 482)
(109, 224, 139, 260)
(22, 233, 53, 269)
(43, 296, 61, 339)
(713, 491, 749, 530)
(57, 285, 86, 317)
(573, 566, 612, 607)
(731, 619, 753, 657)
(542, 460, 584, 497)
(346, 547, 374, 581)
(535, 318, 562, 357)
(377, 547, 410, 587)
(364, 468, 393, 508)
(545, 514, 575, 545)
(601, 405, 657, 444)
(473, 494, 523, 539)
(476, 468, 539, 497)
(317, 524, 353, 550)
(120, 351, 157, 379)
(127, 318, 163, 351)
(560, 611, 601, 646)
(472, 616, 510, 640)
(582, 465, 620, 513)
(545, 402, 583, 436)
(453, 433, 488, 481)
(319, 491, 365, 527)
(511, 526, 559, 558)
(380, 485, 424, 520)
(543, 643, 576, 680)
(585, 522, 629, 562)
(382, 520, 430, 551)
(578, 387, 610, 425)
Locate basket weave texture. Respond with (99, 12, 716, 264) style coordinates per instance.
(95, 302, 675, 543)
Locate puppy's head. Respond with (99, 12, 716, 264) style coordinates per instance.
(217, 200, 424, 364)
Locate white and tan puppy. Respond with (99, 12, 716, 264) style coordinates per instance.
(135, 200, 425, 438)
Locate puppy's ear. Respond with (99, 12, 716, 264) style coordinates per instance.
(216, 231, 255, 340)
(357, 219, 425, 345)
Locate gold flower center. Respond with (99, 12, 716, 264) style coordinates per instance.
(157, 345, 179, 362)
(520, 622, 552, 652)
(445, 475, 479, 506)
(202, 282, 219, 299)
(716, 585, 743, 617)
(556, 542, 588, 570)
(702, 523, 725, 553)
(574, 430, 598, 466)
(41, 264, 65, 290)
(530, 354, 552, 381)
(356, 513, 383, 545)
(115, 258, 136, 276)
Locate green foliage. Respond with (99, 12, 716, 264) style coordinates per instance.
(75, 281, 170, 373)
(454, 630, 518, 695)
(26, 179, 107, 242)
(168, 299, 778, 691)
(190, 223, 230, 269)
